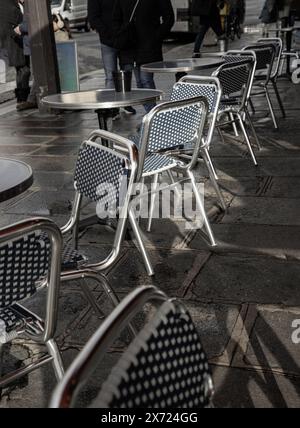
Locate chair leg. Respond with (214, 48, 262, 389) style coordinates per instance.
(229, 112, 239, 137)
(129, 208, 154, 276)
(217, 127, 226, 145)
(187, 170, 216, 247)
(200, 147, 219, 181)
(272, 80, 286, 118)
(245, 107, 262, 151)
(265, 87, 279, 129)
(80, 279, 105, 319)
(249, 98, 256, 115)
(46, 339, 64, 381)
(237, 113, 258, 166)
(202, 148, 227, 212)
(167, 170, 182, 198)
(147, 173, 159, 233)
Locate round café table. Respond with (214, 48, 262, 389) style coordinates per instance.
(42, 89, 163, 130)
(0, 158, 33, 203)
(141, 57, 225, 82)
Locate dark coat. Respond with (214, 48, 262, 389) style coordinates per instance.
(113, 0, 175, 66)
(191, 0, 219, 16)
(0, 0, 25, 67)
(19, 15, 31, 56)
(88, 0, 117, 47)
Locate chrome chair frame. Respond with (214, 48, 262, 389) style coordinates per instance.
(136, 97, 216, 246)
(60, 130, 154, 280)
(50, 285, 214, 409)
(172, 75, 227, 211)
(213, 54, 260, 166)
(0, 218, 64, 388)
(243, 43, 279, 129)
(257, 38, 286, 118)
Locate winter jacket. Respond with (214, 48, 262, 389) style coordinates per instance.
(113, 0, 175, 66)
(19, 16, 31, 56)
(0, 0, 25, 67)
(191, 0, 220, 17)
(88, 0, 117, 47)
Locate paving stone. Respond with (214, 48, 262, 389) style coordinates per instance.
(190, 223, 300, 260)
(243, 307, 300, 375)
(192, 253, 300, 306)
(183, 300, 241, 360)
(212, 366, 300, 408)
(223, 196, 300, 226)
(109, 247, 210, 295)
(214, 157, 300, 178)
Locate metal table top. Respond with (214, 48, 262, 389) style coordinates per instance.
(0, 158, 33, 203)
(141, 57, 224, 74)
(42, 89, 163, 110)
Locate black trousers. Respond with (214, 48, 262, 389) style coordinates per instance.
(15, 55, 31, 101)
(194, 8, 223, 53)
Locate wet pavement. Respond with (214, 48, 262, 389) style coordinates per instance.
(0, 31, 300, 408)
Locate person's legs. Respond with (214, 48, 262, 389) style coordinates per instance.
(194, 18, 210, 54)
(100, 43, 118, 89)
(210, 7, 224, 39)
(134, 67, 156, 113)
(15, 56, 31, 105)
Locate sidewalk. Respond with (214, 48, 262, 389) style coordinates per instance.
(0, 32, 300, 408)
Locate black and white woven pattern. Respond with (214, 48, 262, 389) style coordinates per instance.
(0, 232, 50, 309)
(74, 143, 130, 212)
(0, 306, 24, 337)
(223, 55, 254, 65)
(61, 244, 87, 271)
(171, 82, 217, 114)
(91, 301, 212, 409)
(244, 46, 274, 71)
(147, 103, 204, 154)
(216, 61, 251, 97)
(143, 154, 179, 175)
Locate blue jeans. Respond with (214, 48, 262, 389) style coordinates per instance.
(134, 67, 156, 113)
(101, 43, 118, 89)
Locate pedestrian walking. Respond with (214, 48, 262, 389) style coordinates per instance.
(14, 0, 38, 111)
(88, 0, 136, 116)
(113, 0, 175, 113)
(191, 0, 226, 56)
(0, 0, 30, 109)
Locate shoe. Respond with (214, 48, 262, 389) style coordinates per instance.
(16, 101, 38, 111)
(192, 53, 201, 59)
(122, 106, 136, 115)
(111, 108, 121, 121)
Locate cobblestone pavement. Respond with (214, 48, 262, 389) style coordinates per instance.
(0, 30, 300, 408)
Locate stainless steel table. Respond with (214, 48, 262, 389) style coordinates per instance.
(42, 89, 163, 130)
(0, 158, 33, 203)
(142, 57, 224, 82)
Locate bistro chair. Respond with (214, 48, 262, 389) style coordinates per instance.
(50, 285, 214, 408)
(170, 75, 226, 211)
(257, 38, 286, 119)
(242, 44, 278, 129)
(132, 97, 216, 246)
(0, 218, 64, 388)
(57, 130, 154, 317)
(212, 55, 260, 166)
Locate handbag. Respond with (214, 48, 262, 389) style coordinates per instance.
(114, 0, 140, 51)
